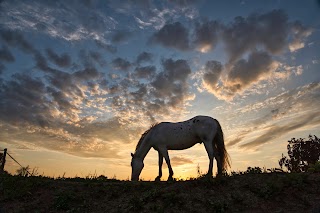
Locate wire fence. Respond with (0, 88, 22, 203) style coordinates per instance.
(1, 148, 32, 176)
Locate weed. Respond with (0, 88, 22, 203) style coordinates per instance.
(54, 192, 74, 210)
(267, 168, 285, 173)
(231, 190, 245, 203)
(149, 203, 165, 213)
(285, 173, 307, 188)
(53, 190, 86, 211)
(207, 199, 228, 213)
(245, 167, 262, 174)
(308, 161, 320, 173)
(128, 195, 144, 212)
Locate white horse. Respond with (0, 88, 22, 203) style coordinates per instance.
(131, 115, 230, 181)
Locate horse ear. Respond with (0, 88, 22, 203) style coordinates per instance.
(131, 153, 134, 158)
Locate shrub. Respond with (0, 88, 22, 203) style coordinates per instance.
(308, 161, 320, 173)
(245, 167, 262, 174)
(279, 135, 320, 172)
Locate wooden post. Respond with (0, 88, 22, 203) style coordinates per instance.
(0, 148, 7, 172)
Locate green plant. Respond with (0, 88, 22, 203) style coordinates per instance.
(16, 165, 30, 177)
(207, 199, 228, 213)
(245, 167, 262, 174)
(54, 192, 73, 210)
(128, 195, 144, 212)
(308, 161, 320, 173)
(279, 135, 320, 172)
(267, 168, 285, 173)
(196, 163, 203, 177)
(54, 191, 85, 211)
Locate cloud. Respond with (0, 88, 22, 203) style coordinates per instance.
(148, 10, 311, 101)
(0, 47, 106, 129)
(167, 0, 199, 19)
(129, 0, 199, 30)
(222, 10, 289, 62)
(228, 51, 277, 86)
(289, 21, 313, 52)
(134, 17, 153, 29)
(150, 22, 190, 51)
(107, 0, 152, 13)
(46, 48, 71, 68)
(227, 129, 251, 147)
(168, 0, 199, 7)
(108, 58, 194, 124)
(240, 112, 320, 149)
(78, 49, 107, 68)
(0, 73, 53, 127)
(0, 45, 15, 62)
(73, 67, 101, 81)
(219, 10, 312, 64)
(89, 51, 107, 67)
(131, 0, 152, 8)
(0, 63, 4, 75)
(151, 59, 190, 95)
(34, 52, 50, 71)
(150, 58, 192, 108)
(145, 10, 312, 102)
(161, 156, 193, 168)
(52, 67, 103, 112)
(202, 60, 223, 92)
(0, 49, 136, 158)
(0, 0, 117, 42)
(226, 82, 320, 148)
(111, 57, 132, 71)
(134, 66, 156, 79)
(0, 29, 51, 72)
(0, 116, 141, 159)
(0, 2, 315, 161)
(136, 51, 153, 64)
(0, 29, 37, 54)
(111, 30, 133, 44)
(193, 19, 220, 53)
(206, 51, 279, 100)
(171, 156, 193, 165)
(94, 40, 117, 54)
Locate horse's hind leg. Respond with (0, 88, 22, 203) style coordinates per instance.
(213, 145, 223, 176)
(155, 151, 163, 181)
(158, 148, 174, 181)
(203, 141, 214, 177)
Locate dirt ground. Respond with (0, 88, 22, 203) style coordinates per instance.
(1, 172, 320, 213)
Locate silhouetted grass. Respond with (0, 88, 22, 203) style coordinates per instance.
(1, 168, 320, 213)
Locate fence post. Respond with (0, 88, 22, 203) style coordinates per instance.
(0, 148, 7, 172)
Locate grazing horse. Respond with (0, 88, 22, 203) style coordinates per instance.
(131, 115, 230, 181)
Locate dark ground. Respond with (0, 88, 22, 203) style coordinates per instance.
(1, 172, 320, 213)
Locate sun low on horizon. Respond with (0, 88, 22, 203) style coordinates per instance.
(0, 0, 319, 180)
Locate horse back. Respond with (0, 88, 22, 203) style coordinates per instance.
(149, 116, 217, 150)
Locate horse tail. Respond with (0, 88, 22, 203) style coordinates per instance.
(214, 119, 231, 172)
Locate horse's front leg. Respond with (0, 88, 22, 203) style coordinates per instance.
(158, 148, 174, 181)
(155, 151, 163, 181)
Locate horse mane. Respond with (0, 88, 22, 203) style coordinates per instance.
(135, 123, 158, 151)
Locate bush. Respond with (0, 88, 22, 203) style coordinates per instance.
(308, 161, 320, 173)
(279, 135, 320, 172)
(245, 167, 262, 174)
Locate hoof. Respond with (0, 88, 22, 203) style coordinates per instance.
(205, 173, 213, 178)
(167, 176, 174, 182)
(155, 176, 161, 181)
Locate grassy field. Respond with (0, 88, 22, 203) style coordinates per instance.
(1, 171, 320, 213)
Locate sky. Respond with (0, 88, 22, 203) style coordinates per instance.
(0, 0, 319, 180)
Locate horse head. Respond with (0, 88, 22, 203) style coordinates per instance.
(131, 153, 144, 181)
